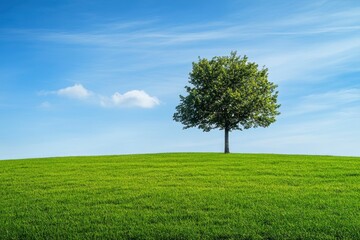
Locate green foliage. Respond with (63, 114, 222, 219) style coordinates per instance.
(1, 153, 360, 239)
(173, 51, 280, 132)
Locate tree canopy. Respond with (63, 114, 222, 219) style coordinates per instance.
(173, 51, 280, 153)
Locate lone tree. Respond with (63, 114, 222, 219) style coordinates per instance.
(173, 52, 280, 153)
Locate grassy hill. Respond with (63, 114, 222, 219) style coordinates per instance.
(0, 153, 359, 239)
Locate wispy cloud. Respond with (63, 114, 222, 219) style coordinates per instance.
(272, 7, 360, 27)
(95, 20, 159, 31)
(7, 6, 357, 47)
(33, 27, 235, 48)
(234, 103, 360, 156)
(2, 2, 358, 86)
(258, 37, 360, 82)
(7, 3, 355, 87)
(288, 88, 360, 115)
(38, 101, 51, 109)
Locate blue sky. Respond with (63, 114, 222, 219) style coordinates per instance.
(1, 0, 359, 159)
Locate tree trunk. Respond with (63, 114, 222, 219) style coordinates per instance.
(224, 128, 230, 153)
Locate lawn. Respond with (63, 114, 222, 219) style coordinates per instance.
(0, 153, 359, 239)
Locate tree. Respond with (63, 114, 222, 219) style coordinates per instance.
(173, 51, 280, 153)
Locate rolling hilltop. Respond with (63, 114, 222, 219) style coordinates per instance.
(1, 153, 359, 239)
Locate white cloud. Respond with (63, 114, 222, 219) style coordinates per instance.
(102, 90, 160, 108)
(57, 84, 92, 99)
(49, 84, 159, 109)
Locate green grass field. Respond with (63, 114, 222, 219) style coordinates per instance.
(0, 153, 359, 239)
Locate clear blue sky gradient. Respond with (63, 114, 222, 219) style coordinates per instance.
(1, 0, 359, 159)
